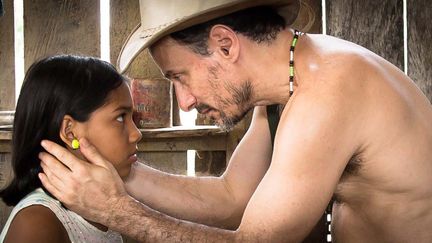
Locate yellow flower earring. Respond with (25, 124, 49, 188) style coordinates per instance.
(72, 138, 80, 150)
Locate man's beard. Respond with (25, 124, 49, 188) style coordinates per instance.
(195, 80, 253, 131)
(217, 108, 250, 131)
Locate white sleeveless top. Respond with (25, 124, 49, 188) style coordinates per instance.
(0, 188, 123, 243)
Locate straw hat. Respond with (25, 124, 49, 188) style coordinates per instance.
(117, 0, 314, 73)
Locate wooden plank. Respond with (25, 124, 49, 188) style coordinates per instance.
(0, 0, 15, 110)
(0, 130, 227, 152)
(407, 0, 432, 101)
(326, 0, 404, 70)
(0, 153, 13, 230)
(141, 126, 226, 138)
(195, 151, 226, 176)
(137, 152, 187, 175)
(24, 0, 100, 71)
(138, 135, 227, 152)
(0, 126, 225, 139)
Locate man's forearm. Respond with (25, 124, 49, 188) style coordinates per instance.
(125, 163, 242, 228)
(107, 195, 243, 242)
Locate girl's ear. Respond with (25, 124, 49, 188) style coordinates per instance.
(59, 115, 77, 149)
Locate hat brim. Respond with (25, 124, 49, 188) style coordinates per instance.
(117, 0, 305, 73)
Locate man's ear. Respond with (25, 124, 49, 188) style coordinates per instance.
(208, 25, 240, 62)
(59, 115, 78, 149)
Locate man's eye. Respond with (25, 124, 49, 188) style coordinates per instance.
(173, 75, 182, 82)
(116, 115, 125, 122)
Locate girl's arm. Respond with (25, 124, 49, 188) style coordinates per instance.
(4, 205, 71, 243)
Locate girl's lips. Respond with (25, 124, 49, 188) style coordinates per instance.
(128, 153, 138, 163)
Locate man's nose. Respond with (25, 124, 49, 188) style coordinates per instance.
(174, 83, 196, 112)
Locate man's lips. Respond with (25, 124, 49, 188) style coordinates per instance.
(199, 108, 211, 114)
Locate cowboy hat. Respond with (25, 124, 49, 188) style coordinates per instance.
(117, 0, 314, 73)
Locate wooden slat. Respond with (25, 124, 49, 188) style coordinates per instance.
(0, 0, 15, 110)
(326, 0, 404, 70)
(141, 126, 226, 138)
(137, 152, 187, 175)
(138, 135, 227, 152)
(24, 0, 100, 71)
(195, 151, 226, 176)
(407, 0, 432, 101)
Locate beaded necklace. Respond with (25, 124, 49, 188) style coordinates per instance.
(289, 30, 303, 96)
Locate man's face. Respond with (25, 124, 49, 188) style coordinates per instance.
(151, 37, 253, 131)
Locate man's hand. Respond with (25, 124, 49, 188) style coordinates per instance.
(38, 138, 128, 223)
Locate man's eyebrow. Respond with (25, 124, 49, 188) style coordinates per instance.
(164, 70, 173, 79)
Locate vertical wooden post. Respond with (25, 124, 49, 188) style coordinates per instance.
(0, 0, 15, 111)
(407, 0, 432, 101)
(326, 0, 404, 70)
(24, 0, 100, 71)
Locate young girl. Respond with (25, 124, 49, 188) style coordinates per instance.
(0, 55, 142, 242)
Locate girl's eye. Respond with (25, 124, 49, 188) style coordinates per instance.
(116, 114, 125, 122)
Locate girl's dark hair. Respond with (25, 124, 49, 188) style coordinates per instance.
(169, 6, 286, 56)
(0, 55, 126, 206)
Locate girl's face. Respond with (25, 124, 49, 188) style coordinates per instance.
(70, 82, 142, 179)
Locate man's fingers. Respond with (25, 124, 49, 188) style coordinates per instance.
(39, 151, 72, 174)
(40, 161, 67, 190)
(79, 138, 111, 168)
(38, 173, 66, 202)
(41, 140, 82, 171)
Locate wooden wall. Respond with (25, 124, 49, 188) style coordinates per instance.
(327, 0, 404, 69)
(24, 0, 100, 70)
(326, 0, 432, 102)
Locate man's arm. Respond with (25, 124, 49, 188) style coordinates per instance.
(40, 106, 273, 229)
(107, 82, 360, 242)
(39, 82, 362, 241)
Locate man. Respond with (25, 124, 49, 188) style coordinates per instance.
(39, 0, 432, 242)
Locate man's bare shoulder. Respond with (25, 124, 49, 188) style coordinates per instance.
(303, 34, 383, 84)
(4, 205, 70, 243)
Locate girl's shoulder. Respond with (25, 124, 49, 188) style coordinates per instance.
(3, 204, 70, 243)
